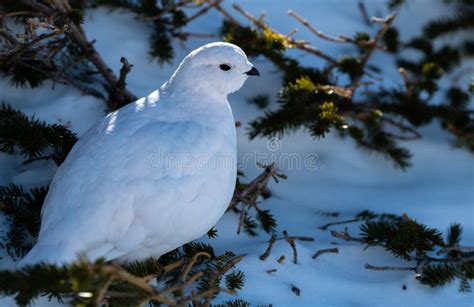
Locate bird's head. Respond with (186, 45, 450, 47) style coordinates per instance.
(164, 42, 259, 96)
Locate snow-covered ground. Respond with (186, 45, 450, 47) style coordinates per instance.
(1, 1, 473, 306)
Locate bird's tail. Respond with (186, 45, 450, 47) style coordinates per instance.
(17, 244, 73, 268)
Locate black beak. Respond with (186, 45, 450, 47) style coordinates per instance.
(245, 66, 260, 76)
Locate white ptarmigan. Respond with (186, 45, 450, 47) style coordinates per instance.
(19, 42, 259, 266)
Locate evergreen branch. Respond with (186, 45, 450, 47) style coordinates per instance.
(0, 184, 48, 258)
(381, 117, 421, 140)
(230, 164, 284, 236)
(423, 9, 474, 39)
(330, 213, 473, 291)
(0, 103, 77, 163)
(0, 248, 246, 306)
(426, 254, 474, 264)
(438, 246, 474, 255)
(218, 4, 450, 168)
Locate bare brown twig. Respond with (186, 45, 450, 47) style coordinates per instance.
(319, 218, 360, 230)
(180, 252, 211, 282)
(350, 13, 396, 90)
(358, 0, 372, 25)
(283, 230, 298, 264)
(229, 163, 278, 210)
(312, 247, 339, 259)
(20, 0, 136, 107)
(259, 234, 277, 261)
(365, 263, 415, 271)
(288, 9, 385, 51)
(288, 10, 345, 43)
(398, 67, 412, 98)
(381, 117, 422, 140)
(229, 4, 337, 64)
(330, 228, 366, 243)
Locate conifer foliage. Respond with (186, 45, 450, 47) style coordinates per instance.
(0, 242, 246, 306)
(0, 103, 77, 164)
(229, 164, 286, 236)
(0, 184, 48, 259)
(218, 1, 474, 169)
(326, 211, 474, 292)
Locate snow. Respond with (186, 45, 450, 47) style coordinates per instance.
(0, 0, 473, 306)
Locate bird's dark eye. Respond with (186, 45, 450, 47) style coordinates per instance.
(220, 64, 231, 71)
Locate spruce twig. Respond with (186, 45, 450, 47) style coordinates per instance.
(259, 234, 277, 261)
(109, 57, 134, 110)
(398, 67, 412, 98)
(319, 218, 361, 230)
(3, 0, 137, 108)
(349, 13, 396, 90)
(283, 230, 298, 264)
(438, 246, 474, 255)
(230, 4, 337, 64)
(312, 247, 339, 259)
(332, 218, 474, 291)
(229, 163, 278, 210)
(330, 228, 366, 243)
(180, 252, 211, 282)
(365, 264, 415, 271)
(230, 163, 283, 236)
(288, 10, 385, 50)
(291, 285, 301, 296)
(358, 0, 372, 25)
(204, 0, 239, 25)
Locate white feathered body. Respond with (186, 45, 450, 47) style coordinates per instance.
(20, 88, 237, 265)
